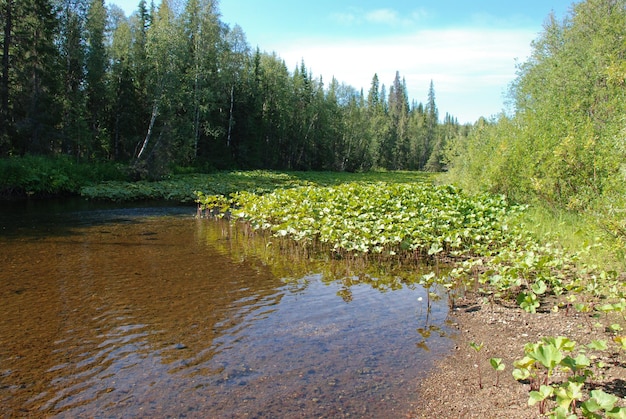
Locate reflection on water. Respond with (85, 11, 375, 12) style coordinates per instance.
(0, 201, 453, 418)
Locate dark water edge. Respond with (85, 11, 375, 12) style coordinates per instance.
(0, 197, 193, 237)
(0, 199, 455, 418)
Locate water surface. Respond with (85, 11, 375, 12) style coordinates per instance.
(0, 200, 453, 418)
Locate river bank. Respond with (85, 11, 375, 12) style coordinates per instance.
(414, 295, 626, 418)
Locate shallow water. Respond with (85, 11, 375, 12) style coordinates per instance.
(0, 200, 453, 418)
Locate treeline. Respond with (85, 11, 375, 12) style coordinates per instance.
(0, 0, 463, 177)
(443, 0, 626, 239)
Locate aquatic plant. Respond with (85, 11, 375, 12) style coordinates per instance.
(197, 181, 626, 314)
(469, 341, 485, 389)
(512, 336, 626, 418)
(489, 357, 505, 387)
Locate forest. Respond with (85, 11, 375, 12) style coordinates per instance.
(0, 0, 459, 176)
(1, 0, 625, 244)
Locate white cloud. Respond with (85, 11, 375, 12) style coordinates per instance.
(330, 7, 429, 28)
(365, 9, 399, 25)
(329, 12, 358, 25)
(264, 27, 535, 123)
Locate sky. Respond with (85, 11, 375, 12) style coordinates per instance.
(106, 0, 575, 123)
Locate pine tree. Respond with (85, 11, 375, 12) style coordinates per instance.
(11, 0, 62, 154)
(108, 7, 140, 159)
(85, 0, 109, 157)
(1, 0, 14, 151)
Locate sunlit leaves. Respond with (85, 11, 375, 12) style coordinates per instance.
(219, 181, 519, 261)
(193, 171, 626, 315)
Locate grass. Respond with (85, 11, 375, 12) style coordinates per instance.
(519, 204, 624, 272)
(80, 170, 435, 202)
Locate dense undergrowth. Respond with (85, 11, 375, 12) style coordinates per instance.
(0, 155, 128, 199)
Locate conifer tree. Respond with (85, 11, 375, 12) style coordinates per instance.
(85, 0, 108, 156)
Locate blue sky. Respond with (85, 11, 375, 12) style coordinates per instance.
(107, 0, 574, 123)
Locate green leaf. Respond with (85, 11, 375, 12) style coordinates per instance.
(529, 342, 562, 371)
(469, 341, 484, 352)
(544, 336, 575, 352)
(531, 279, 548, 295)
(554, 381, 583, 410)
(512, 368, 531, 381)
(517, 291, 540, 313)
(489, 357, 505, 371)
(606, 407, 626, 419)
(588, 389, 618, 411)
(528, 385, 553, 406)
(587, 340, 608, 351)
(548, 406, 577, 419)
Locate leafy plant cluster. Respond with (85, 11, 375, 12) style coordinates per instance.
(200, 182, 517, 257)
(197, 180, 626, 316)
(79, 170, 432, 202)
(512, 336, 626, 418)
(80, 170, 307, 202)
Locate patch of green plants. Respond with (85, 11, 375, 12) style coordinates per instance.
(196, 180, 626, 316)
(519, 204, 624, 273)
(0, 155, 128, 199)
(80, 170, 434, 202)
(512, 336, 626, 418)
(194, 173, 626, 416)
(200, 182, 519, 258)
(81, 170, 304, 202)
(467, 342, 506, 389)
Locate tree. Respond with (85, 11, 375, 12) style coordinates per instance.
(0, 0, 13, 151)
(58, 0, 90, 156)
(136, 0, 179, 168)
(83, 0, 109, 157)
(445, 0, 626, 222)
(422, 79, 438, 169)
(9, 0, 62, 155)
(179, 0, 222, 163)
(108, 8, 140, 159)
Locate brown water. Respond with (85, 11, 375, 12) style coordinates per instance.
(0, 200, 453, 418)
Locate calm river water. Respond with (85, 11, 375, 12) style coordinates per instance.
(0, 199, 453, 418)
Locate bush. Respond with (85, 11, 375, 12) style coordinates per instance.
(0, 155, 128, 199)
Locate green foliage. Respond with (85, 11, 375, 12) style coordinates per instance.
(443, 0, 626, 253)
(81, 170, 433, 202)
(0, 155, 127, 198)
(513, 336, 626, 417)
(192, 171, 626, 315)
(207, 182, 521, 259)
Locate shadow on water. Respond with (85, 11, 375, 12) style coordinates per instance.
(0, 200, 455, 418)
(0, 197, 192, 238)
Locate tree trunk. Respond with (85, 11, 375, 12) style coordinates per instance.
(137, 101, 158, 159)
(1, 0, 12, 139)
(193, 68, 200, 157)
(227, 84, 234, 147)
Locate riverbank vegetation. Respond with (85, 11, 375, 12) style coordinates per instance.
(442, 0, 626, 262)
(196, 175, 626, 417)
(0, 154, 128, 199)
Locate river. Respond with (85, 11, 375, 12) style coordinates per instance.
(0, 199, 453, 418)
